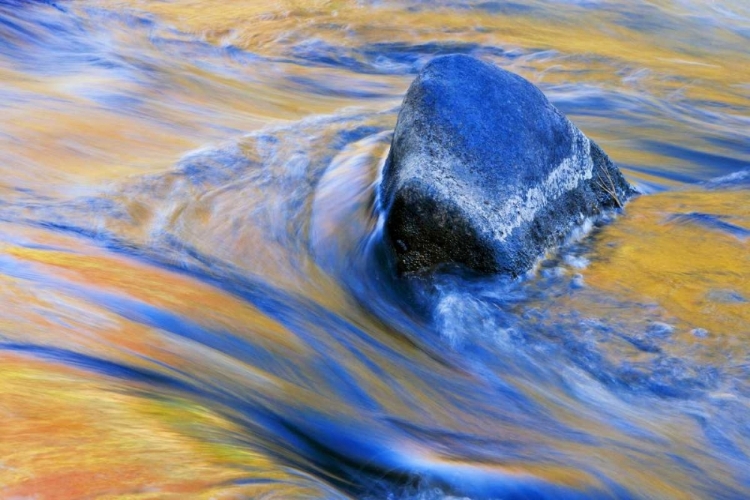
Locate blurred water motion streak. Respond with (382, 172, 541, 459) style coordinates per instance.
(0, 1, 748, 499)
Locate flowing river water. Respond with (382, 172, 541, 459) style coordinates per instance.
(0, 1, 749, 498)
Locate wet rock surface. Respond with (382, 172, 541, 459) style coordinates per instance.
(380, 54, 634, 277)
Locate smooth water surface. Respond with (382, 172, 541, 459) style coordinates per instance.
(0, 1, 748, 498)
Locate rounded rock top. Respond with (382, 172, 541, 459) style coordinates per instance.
(380, 54, 634, 277)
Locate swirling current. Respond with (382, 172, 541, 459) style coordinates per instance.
(0, 1, 748, 499)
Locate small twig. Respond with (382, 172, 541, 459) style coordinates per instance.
(596, 167, 623, 209)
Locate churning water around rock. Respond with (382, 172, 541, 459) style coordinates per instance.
(0, 1, 748, 498)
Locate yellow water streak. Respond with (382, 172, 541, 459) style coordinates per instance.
(585, 189, 750, 338)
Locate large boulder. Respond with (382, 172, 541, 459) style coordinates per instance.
(379, 54, 634, 277)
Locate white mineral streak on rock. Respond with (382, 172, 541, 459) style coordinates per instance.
(400, 120, 594, 243)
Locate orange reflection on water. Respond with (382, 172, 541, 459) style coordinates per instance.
(0, 354, 301, 499)
(585, 189, 750, 338)
(0, 222, 353, 498)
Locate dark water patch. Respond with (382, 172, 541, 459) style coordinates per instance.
(622, 163, 701, 184)
(643, 140, 750, 178)
(290, 38, 372, 73)
(645, 358, 720, 399)
(0, 342, 197, 393)
(259, 415, 424, 498)
(704, 135, 750, 160)
(269, 410, 603, 500)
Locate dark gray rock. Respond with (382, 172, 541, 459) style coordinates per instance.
(379, 54, 634, 277)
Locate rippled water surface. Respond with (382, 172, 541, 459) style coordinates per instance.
(1, 1, 749, 498)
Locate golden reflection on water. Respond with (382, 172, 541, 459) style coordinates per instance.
(0, 219, 738, 498)
(1, 0, 749, 498)
(93, 0, 748, 96)
(5, 0, 732, 199)
(0, 356, 270, 499)
(0, 224, 339, 498)
(2, 0, 746, 199)
(585, 189, 750, 338)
